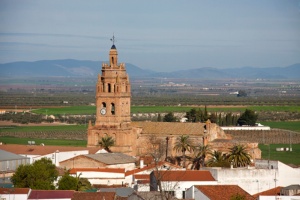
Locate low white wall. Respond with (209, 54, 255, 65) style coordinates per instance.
(206, 167, 278, 195)
(259, 196, 300, 200)
(205, 161, 300, 195)
(221, 126, 270, 130)
(0, 194, 29, 200)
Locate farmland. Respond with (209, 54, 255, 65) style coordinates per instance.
(0, 77, 299, 165)
(22, 105, 300, 115)
(259, 144, 300, 165)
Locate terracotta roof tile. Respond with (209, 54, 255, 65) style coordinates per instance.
(72, 191, 116, 200)
(28, 190, 75, 199)
(195, 185, 255, 200)
(132, 121, 205, 135)
(0, 188, 30, 194)
(0, 144, 100, 155)
(69, 168, 125, 174)
(154, 170, 216, 182)
(125, 161, 180, 176)
(134, 174, 149, 180)
(253, 186, 282, 198)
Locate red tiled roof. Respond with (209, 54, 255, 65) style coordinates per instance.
(134, 174, 149, 180)
(253, 186, 283, 198)
(0, 188, 30, 194)
(72, 191, 116, 200)
(28, 190, 75, 199)
(69, 168, 125, 174)
(0, 144, 100, 155)
(125, 161, 180, 176)
(195, 185, 255, 200)
(154, 170, 216, 182)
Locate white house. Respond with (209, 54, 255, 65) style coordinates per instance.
(204, 159, 300, 195)
(69, 168, 126, 186)
(0, 188, 31, 200)
(150, 170, 217, 199)
(125, 161, 181, 191)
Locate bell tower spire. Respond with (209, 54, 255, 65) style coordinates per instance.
(87, 40, 135, 156)
(109, 34, 118, 68)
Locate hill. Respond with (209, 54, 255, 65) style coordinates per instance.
(0, 60, 299, 79)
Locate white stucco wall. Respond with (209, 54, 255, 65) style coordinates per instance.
(277, 162, 300, 188)
(186, 186, 210, 200)
(205, 161, 300, 195)
(0, 194, 29, 200)
(206, 167, 278, 195)
(73, 171, 126, 185)
(159, 180, 217, 199)
(221, 126, 270, 130)
(259, 196, 300, 200)
(20, 154, 39, 164)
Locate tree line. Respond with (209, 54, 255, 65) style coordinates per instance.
(162, 107, 258, 126)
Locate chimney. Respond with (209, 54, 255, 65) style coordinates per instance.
(140, 158, 144, 168)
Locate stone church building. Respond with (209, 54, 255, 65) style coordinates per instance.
(87, 42, 261, 160)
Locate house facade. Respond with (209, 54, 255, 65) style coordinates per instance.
(150, 170, 217, 199)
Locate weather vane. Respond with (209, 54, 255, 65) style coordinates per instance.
(110, 34, 115, 45)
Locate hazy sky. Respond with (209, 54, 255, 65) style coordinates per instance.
(0, 0, 300, 72)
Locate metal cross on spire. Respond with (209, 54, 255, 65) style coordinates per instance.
(110, 34, 115, 45)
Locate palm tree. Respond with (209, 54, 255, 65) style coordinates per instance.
(227, 145, 252, 168)
(206, 150, 230, 167)
(173, 135, 194, 168)
(191, 145, 211, 169)
(99, 135, 115, 152)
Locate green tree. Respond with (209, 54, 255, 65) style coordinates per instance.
(99, 135, 115, 152)
(209, 112, 217, 123)
(163, 112, 177, 122)
(237, 109, 258, 126)
(228, 145, 252, 168)
(237, 90, 247, 97)
(203, 105, 208, 121)
(157, 113, 162, 122)
(173, 135, 194, 168)
(58, 171, 92, 191)
(185, 108, 197, 122)
(191, 145, 211, 170)
(77, 177, 92, 191)
(57, 171, 78, 190)
(206, 150, 231, 167)
(11, 158, 58, 189)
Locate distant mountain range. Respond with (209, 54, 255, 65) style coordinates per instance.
(0, 59, 299, 79)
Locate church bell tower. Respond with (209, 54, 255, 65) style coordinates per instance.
(87, 36, 136, 155)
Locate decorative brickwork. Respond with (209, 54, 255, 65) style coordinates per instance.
(86, 44, 263, 159)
